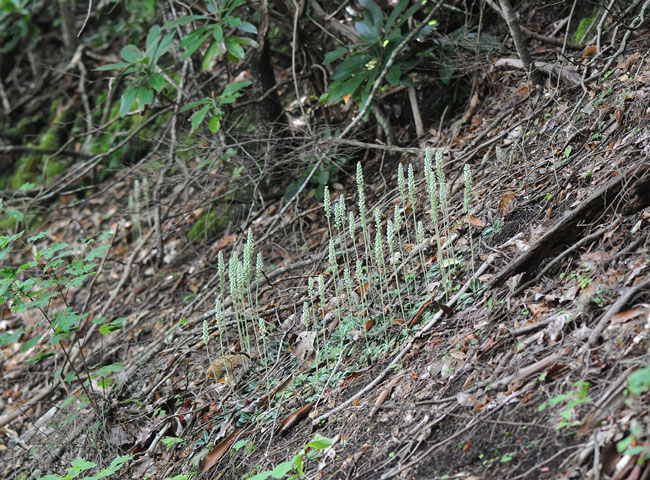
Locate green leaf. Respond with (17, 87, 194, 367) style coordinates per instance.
(121, 44, 143, 63)
(270, 460, 295, 478)
(145, 25, 162, 59)
(27, 231, 47, 243)
(225, 37, 246, 61)
(156, 31, 175, 64)
(355, 19, 379, 42)
(327, 70, 370, 103)
(202, 41, 220, 69)
(386, 64, 400, 85)
(135, 86, 154, 109)
(248, 471, 272, 480)
(119, 86, 138, 116)
(7, 209, 24, 222)
(306, 434, 333, 450)
(213, 24, 223, 45)
(385, 0, 409, 32)
(163, 15, 207, 29)
(180, 28, 211, 58)
(395, 0, 425, 30)
(179, 98, 212, 112)
(20, 335, 40, 352)
(323, 48, 348, 65)
(0, 329, 22, 346)
(91, 455, 133, 479)
(95, 62, 131, 71)
(150, 73, 165, 91)
(628, 365, 650, 396)
(191, 105, 212, 129)
(238, 21, 257, 34)
(208, 115, 220, 133)
(359, 0, 383, 32)
(331, 54, 372, 82)
(219, 80, 251, 104)
(18, 182, 37, 191)
(85, 244, 110, 261)
(97, 362, 123, 377)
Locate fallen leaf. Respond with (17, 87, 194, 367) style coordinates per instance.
(468, 216, 486, 227)
(201, 428, 241, 472)
(498, 192, 516, 215)
(370, 374, 403, 417)
(612, 309, 648, 324)
(276, 400, 316, 436)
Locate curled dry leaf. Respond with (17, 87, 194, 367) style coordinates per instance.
(201, 428, 241, 472)
(275, 400, 316, 436)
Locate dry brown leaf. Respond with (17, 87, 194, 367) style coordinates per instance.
(612, 308, 649, 324)
(498, 192, 516, 215)
(582, 45, 597, 57)
(275, 400, 316, 436)
(370, 374, 403, 417)
(201, 428, 241, 472)
(468, 216, 486, 227)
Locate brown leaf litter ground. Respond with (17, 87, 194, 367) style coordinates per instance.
(3, 27, 650, 480)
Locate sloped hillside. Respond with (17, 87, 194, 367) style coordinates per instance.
(1, 2, 650, 480)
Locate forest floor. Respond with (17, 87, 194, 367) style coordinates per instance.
(3, 17, 650, 480)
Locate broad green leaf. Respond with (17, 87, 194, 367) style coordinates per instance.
(119, 86, 138, 116)
(327, 70, 370, 103)
(238, 21, 257, 34)
(213, 24, 223, 45)
(355, 19, 379, 42)
(163, 15, 207, 29)
(121, 44, 143, 63)
(270, 460, 294, 478)
(208, 115, 220, 133)
(7, 209, 24, 222)
(331, 54, 371, 82)
(323, 48, 348, 65)
(628, 366, 650, 396)
(97, 362, 123, 377)
(202, 41, 220, 69)
(386, 64, 400, 85)
(191, 105, 212, 129)
(135, 86, 154, 109)
(223, 16, 242, 29)
(359, 0, 383, 32)
(19, 182, 37, 191)
(20, 335, 40, 352)
(306, 435, 333, 449)
(153, 31, 175, 65)
(150, 73, 165, 91)
(225, 37, 245, 61)
(145, 25, 162, 59)
(248, 471, 272, 480)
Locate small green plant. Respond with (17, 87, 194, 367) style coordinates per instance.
(248, 434, 333, 480)
(538, 381, 592, 430)
(96, 25, 175, 116)
(38, 455, 132, 480)
(323, 0, 434, 106)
